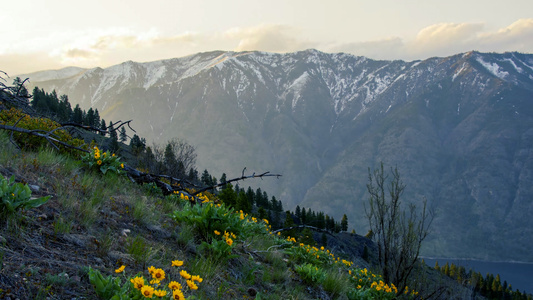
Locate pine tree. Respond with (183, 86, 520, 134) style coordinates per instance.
(236, 190, 251, 213)
(12, 77, 29, 98)
(218, 183, 237, 207)
(58, 94, 72, 122)
(341, 214, 348, 231)
(100, 119, 107, 136)
(119, 127, 127, 143)
(94, 109, 101, 128)
(283, 211, 295, 237)
(295, 205, 302, 222)
(219, 173, 227, 189)
(246, 187, 255, 207)
(108, 121, 120, 153)
(85, 108, 95, 127)
(201, 170, 211, 186)
(72, 104, 84, 124)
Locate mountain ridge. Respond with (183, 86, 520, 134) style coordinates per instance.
(20, 49, 533, 262)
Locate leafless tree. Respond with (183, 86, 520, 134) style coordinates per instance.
(365, 162, 433, 296)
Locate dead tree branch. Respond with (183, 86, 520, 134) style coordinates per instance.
(191, 168, 282, 196)
(271, 225, 336, 236)
(0, 124, 90, 153)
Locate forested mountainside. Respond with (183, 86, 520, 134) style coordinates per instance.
(22, 49, 533, 262)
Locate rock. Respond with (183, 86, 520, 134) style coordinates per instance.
(28, 184, 40, 192)
(108, 251, 134, 264)
(61, 234, 96, 249)
(146, 224, 171, 239)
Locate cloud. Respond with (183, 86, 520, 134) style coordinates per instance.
(478, 19, 533, 52)
(330, 20, 533, 61)
(3, 19, 533, 75)
(328, 37, 405, 60)
(225, 24, 316, 53)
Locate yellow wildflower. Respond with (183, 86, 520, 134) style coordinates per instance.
(97, 160, 102, 165)
(214, 230, 221, 235)
(154, 289, 167, 297)
(179, 270, 191, 280)
(171, 259, 184, 267)
(186, 279, 198, 290)
(172, 289, 185, 300)
(191, 275, 203, 283)
(115, 265, 126, 273)
(121, 163, 124, 168)
(130, 276, 145, 290)
(148, 266, 156, 275)
(141, 285, 155, 298)
(151, 268, 165, 281)
(225, 238, 233, 246)
(168, 281, 182, 290)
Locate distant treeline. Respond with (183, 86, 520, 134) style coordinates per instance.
(434, 261, 532, 300)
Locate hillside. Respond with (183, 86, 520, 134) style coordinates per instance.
(0, 129, 486, 299)
(20, 49, 533, 262)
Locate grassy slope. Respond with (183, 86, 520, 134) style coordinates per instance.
(0, 131, 477, 300)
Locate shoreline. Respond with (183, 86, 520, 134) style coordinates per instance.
(420, 256, 533, 265)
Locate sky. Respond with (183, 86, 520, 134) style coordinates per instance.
(1, 0, 533, 75)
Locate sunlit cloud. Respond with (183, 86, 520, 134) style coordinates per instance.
(478, 19, 533, 52)
(329, 19, 533, 61)
(2, 19, 533, 75)
(328, 37, 405, 60)
(224, 24, 316, 52)
(408, 22, 484, 56)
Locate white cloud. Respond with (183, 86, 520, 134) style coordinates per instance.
(478, 19, 533, 52)
(224, 24, 316, 53)
(329, 20, 533, 61)
(3, 19, 533, 75)
(328, 37, 405, 60)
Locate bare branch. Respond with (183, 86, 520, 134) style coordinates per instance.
(0, 124, 90, 153)
(271, 225, 336, 236)
(191, 170, 282, 196)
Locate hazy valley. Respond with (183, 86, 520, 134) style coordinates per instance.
(22, 49, 533, 262)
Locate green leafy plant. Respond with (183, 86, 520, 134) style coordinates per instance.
(87, 267, 130, 300)
(170, 202, 266, 242)
(0, 174, 50, 216)
(81, 145, 125, 175)
(294, 264, 326, 286)
(199, 230, 238, 263)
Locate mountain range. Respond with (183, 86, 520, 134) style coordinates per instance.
(20, 49, 533, 262)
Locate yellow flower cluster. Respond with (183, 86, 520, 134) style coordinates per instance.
(172, 190, 211, 204)
(403, 286, 419, 296)
(120, 259, 203, 299)
(370, 280, 397, 294)
(214, 230, 236, 246)
(350, 268, 400, 297)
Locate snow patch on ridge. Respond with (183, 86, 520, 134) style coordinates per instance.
(476, 57, 509, 79)
(289, 72, 309, 110)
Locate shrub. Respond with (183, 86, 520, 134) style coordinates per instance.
(81, 146, 125, 175)
(0, 174, 50, 217)
(0, 108, 85, 155)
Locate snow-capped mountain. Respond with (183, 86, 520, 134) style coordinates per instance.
(22, 50, 533, 262)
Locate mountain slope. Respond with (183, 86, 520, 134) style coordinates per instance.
(22, 50, 533, 261)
